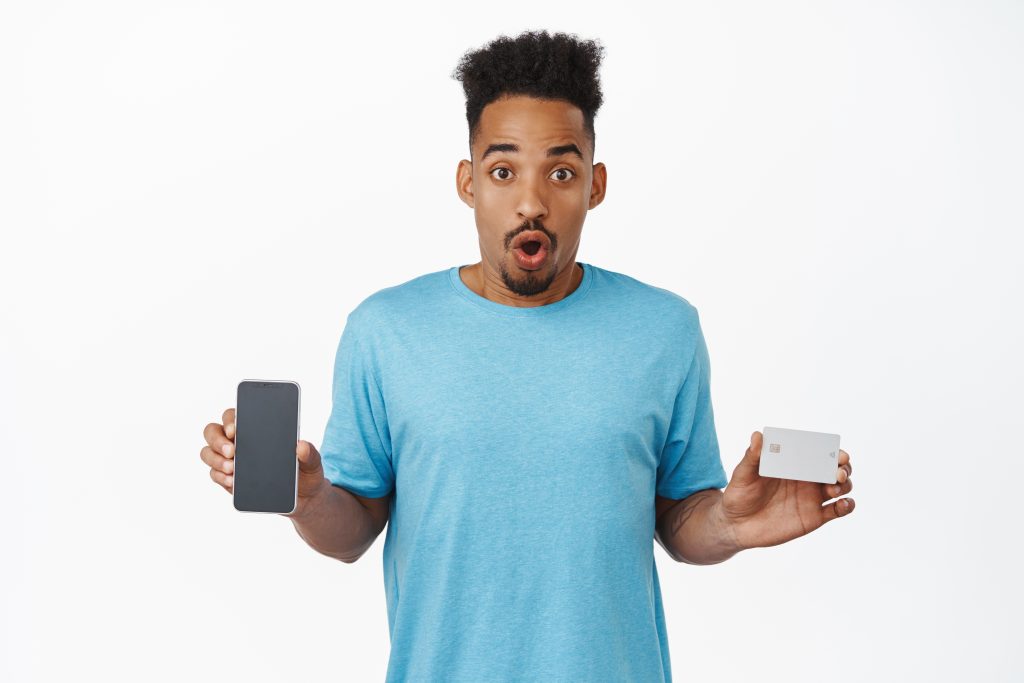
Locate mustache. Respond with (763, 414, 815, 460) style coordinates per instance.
(505, 219, 558, 251)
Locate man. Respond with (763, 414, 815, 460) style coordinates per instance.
(200, 30, 856, 682)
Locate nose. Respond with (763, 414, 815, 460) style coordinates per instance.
(515, 176, 548, 222)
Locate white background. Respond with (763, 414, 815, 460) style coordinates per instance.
(3, 1, 1022, 681)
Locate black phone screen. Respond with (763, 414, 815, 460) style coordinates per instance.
(233, 380, 300, 514)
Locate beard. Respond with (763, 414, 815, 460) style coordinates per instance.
(498, 259, 559, 297)
(501, 219, 560, 297)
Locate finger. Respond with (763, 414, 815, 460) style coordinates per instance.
(209, 467, 234, 492)
(822, 496, 855, 522)
(203, 421, 235, 459)
(837, 451, 852, 479)
(223, 407, 236, 440)
(200, 445, 234, 474)
(822, 476, 853, 501)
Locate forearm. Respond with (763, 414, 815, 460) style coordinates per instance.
(289, 483, 380, 563)
(657, 489, 742, 565)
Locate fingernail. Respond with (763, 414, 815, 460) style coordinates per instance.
(226, 475, 233, 486)
(222, 443, 233, 456)
(224, 460, 233, 473)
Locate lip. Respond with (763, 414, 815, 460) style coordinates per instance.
(511, 230, 551, 271)
(511, 230, 552, 252)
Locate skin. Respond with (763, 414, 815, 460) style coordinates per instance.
(201, 93, 855, 565)
(455, 94, 607, 306)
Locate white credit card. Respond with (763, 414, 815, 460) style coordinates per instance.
(758, 426, 841, 484)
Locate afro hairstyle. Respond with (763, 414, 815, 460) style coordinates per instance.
(451, 30, 606, 158)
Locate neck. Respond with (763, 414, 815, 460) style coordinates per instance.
(460, 260, 583, 308)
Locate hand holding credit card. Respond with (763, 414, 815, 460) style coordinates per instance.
(712, 427, 855, 555)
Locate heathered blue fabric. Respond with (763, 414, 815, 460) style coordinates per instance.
(320, 262, 729, 682)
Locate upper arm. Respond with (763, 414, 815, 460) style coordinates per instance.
(655, 494, 681, 538)
(655, 310, 728, 499)
(654, 490, 720, 562)
(320, 313, 396, 499)
(352, 490, 391, 535)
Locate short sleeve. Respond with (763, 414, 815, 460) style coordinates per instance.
(656, 311, 729, 499)
(319, 312, 395, 498)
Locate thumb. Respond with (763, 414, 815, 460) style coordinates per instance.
(296, 440, 323, 475)
(732, 430, 763, 484)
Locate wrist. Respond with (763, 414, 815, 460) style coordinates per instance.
(286, 477, 330, 523)
(712, 495, 745, 556)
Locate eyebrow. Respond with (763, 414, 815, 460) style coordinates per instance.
(480, 142, 584, 162)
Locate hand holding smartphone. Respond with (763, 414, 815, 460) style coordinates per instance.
(199, 384, 330, 517)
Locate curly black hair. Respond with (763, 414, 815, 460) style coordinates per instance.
(451, 30, 606, 157)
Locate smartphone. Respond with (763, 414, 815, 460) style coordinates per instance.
(233, 379, 300, 514)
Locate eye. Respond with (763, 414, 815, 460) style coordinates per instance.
(489, 167, 514, 181)
(551, 167, 575, 182)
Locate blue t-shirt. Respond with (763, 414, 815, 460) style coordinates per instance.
(320, 262, 729, 682)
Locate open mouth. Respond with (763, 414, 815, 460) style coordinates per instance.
(511, 230, 551, 253)
(511, 230, 551, 271)
(520, 240, 543, 256)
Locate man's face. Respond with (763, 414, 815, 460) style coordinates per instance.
(456, 95, 606, 297)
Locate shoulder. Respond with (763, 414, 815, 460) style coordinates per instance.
(588, 263, 703, 331)
(347, 267, 448, 324)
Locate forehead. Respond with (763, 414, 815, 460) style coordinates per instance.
(475, 95, 587, 155)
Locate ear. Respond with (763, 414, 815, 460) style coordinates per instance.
(456, 158, 474, 208)
(588, 162, 607, 210)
